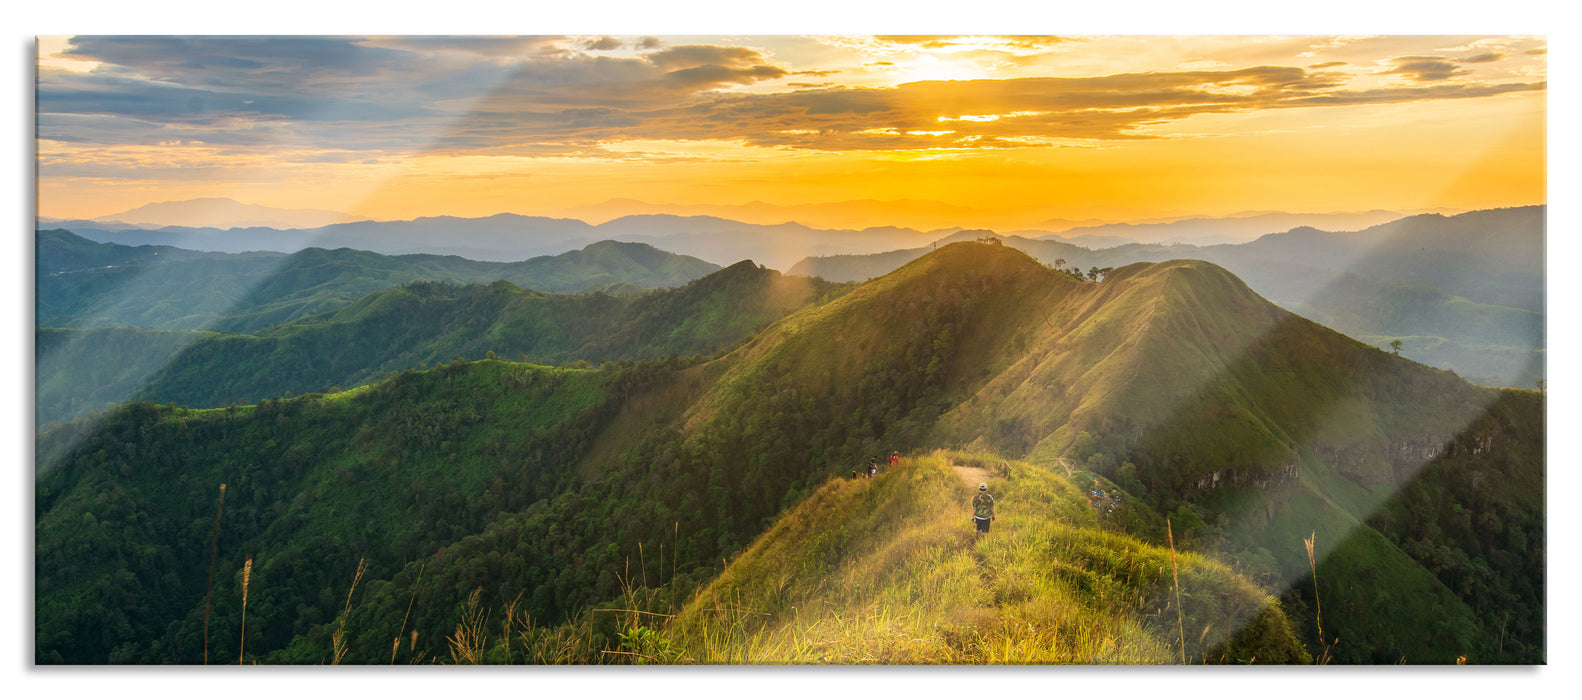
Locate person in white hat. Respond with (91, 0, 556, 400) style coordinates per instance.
(970, 482, 995, 540)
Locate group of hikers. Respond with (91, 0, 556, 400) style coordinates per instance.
(851, 451, 901, 480)
(1087, 478, 1121, 517)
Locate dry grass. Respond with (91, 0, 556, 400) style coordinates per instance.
(239, 555, 252, 664)
(330, 557, 367, 665)
(664, 451, 1251, 664)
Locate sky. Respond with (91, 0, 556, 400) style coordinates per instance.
(35, 32, 1547, 230)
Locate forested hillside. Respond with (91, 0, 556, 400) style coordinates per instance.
(37, 251, 830, 428)
(34, 242, 1543, 664)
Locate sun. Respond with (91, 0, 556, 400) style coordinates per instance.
(892, 54, 985, 83)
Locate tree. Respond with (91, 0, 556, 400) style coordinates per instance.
(1389, 339, 1403, 355)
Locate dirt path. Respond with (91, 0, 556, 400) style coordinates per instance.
(953, 464, 994, 490)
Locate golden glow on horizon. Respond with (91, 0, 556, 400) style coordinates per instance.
(35, 35, 1547, 228)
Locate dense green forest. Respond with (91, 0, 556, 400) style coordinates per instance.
(34, 242, 1544, 664)
(36, 259, 842, 428)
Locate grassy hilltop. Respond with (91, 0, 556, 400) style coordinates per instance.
(668, 451, 1307, 664)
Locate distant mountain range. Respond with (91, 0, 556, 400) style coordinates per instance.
(42, 213, 947, 270)
(1037, 209, 1458, 246)
(36, 230, 720, 334)
(44, 199, 1457, 269)
(83, 197, 363, 230)
(789, 206, 1545, 389)
(36, 204, 1546, 390)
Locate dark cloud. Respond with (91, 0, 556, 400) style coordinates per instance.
(646, 44, 775, 71)
(1461, 50, 1507, 64)
(369, 36, 566, 57)
(65, 36, 418, 86)
(1280, 81, 1543, 107)
(662, 63, 789, 91)
(1380, 56, 1468, 82)
(582, 36, 624, 51)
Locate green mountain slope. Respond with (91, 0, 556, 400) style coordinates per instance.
(35, 359, 650, 664)
(34, 241, 1543, 664)
(788, 207, 1544, 388)
(667, 242, 1540, 662)
(36, 259, 836, 427)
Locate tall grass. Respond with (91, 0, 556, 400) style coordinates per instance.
(239, 555, 252, 664)
(1304, 531, 1335, 664)
(391, 563, 424, 664)
(446, 588, 489, 664)
(1168, 519, 1186, 664)
(659, 450, 1300, 664)
(331, 557, 367, 665)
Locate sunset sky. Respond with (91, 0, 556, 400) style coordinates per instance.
(35, 32, 1546, 230)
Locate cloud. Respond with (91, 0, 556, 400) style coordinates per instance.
(36, 35, 1547, 163)
(582, 36, 624, 51)
(405, 64, 1541, 156)
(1461, 50, 1508, 64)
(646, 44, 774, 71)
(872, 35, 1074, 53)
(1380, 55, 1469, 82)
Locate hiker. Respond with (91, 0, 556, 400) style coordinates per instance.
(870, 456, 879, 477)
(971, 483, 995, 540)
(889, 450, 900, 468)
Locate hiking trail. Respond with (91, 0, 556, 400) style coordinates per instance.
(952, 463, 993, 490)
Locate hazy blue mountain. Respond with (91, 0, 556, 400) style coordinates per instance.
(91, 197, 360, 230)
(50, 213, 604, 261)
(36, 229, 720, 333)
(1040, 209, 1455, 246)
